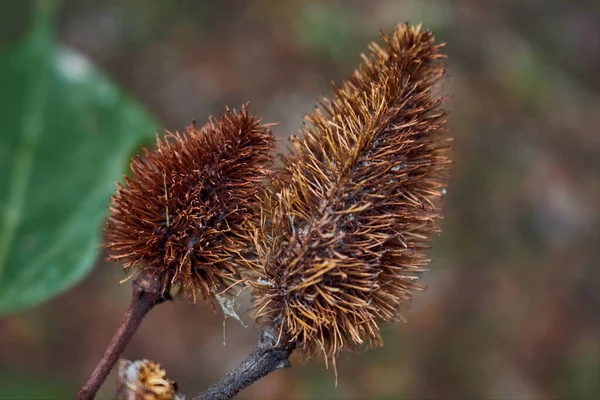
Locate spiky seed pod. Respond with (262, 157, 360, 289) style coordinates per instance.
(106, 106, 274, 302)
(251, 24, 451, 360)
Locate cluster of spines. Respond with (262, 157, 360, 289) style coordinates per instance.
(250, 23, 451, 360)
(106, 105, 274, 302)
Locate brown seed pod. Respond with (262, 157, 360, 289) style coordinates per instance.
(106, 106, 274, 302)
(251, 24, 451, 360)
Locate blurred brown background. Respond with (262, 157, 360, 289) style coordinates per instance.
(0, 1, 599, 399)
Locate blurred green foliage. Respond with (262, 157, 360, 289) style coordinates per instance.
(0, 371, 71, 399)
(0, 0, 157, 314)
(294, 2, 355, 62)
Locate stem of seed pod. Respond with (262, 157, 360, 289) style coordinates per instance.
(194, 328, 294, 400)
(76, 273, 169, 400)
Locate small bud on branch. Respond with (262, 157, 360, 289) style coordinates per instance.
(117, 359, 184, 400)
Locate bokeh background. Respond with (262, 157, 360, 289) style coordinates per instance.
(1, 1, 599, 399)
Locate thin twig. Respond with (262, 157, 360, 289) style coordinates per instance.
(195, 328, 294, 400)
(76, 273, 169, 400)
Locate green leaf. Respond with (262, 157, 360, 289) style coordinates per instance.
(0, 1, 158, 314)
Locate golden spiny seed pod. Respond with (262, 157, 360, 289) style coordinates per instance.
(106, 106, 274, 302)
(251, 24, 451, 360)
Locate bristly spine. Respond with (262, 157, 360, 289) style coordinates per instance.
(106, 105, 275, 303)
(251, 23, 452, 362)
